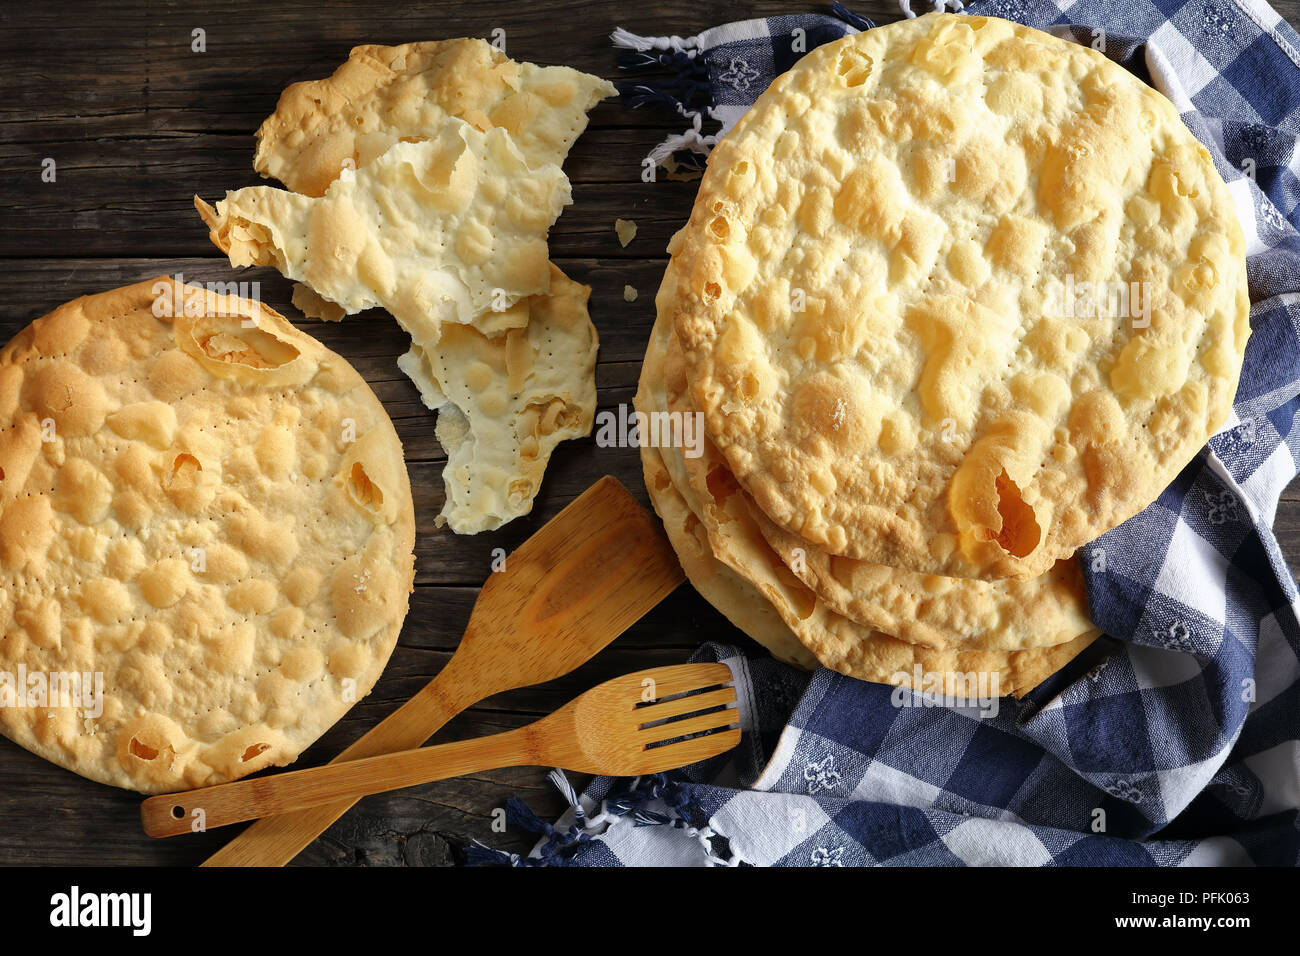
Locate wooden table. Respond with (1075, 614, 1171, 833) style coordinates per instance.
(2, 0, 1298, 866)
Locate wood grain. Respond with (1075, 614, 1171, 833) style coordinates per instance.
(2, 0, 1298, 866)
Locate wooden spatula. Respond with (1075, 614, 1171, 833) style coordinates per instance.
(200, 476, 684, 866)
(144, 663, 738, 838)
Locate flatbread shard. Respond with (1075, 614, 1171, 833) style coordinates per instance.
(291, 282, 346, 323)
(197, 119, 571, 339)
(671, 12, 1250, 581)
(397, 264, 598, 533)
(0, 278, 416, 792)
(254, 38, 616, 196)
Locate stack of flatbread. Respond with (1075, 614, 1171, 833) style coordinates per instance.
(637, 14, 1251, 697)
(198, 40, 615, 533)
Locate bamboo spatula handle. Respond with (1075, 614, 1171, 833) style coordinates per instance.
(144, 724, 534, 839)
(199, 659, 474, 865)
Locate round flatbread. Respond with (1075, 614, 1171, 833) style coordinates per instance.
(670, 13, 1250, 581)
(641, 260, 1099, 696)
(666, 327, 1093, 651)
(0, 278, 416, 792)
(636, 274, 815, 669)
(665, 363, 1099, 699)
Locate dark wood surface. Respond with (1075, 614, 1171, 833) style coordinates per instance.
(1, 0, 1298, 867)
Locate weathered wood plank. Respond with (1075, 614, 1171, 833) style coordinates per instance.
(0, 177, 698, 259)
(3, 0, 1300, 868)
(0, 0, 909, 135)
(0, 0, 886, 263)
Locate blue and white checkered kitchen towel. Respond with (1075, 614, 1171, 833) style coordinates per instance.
(470, 0, 1300, 866)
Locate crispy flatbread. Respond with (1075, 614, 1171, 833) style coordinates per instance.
(670, 13, 1249, 580)
(254, 39, 615, 196)
(0, 278, 415, 792)
(397, 264, 598, 533)
(197, 120, 571, 339)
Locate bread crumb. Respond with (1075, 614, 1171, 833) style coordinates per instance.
(615, 218, 637, 247)
(623, 285, 638, 302)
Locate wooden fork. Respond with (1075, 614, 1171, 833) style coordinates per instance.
(142, 663, 739, 838)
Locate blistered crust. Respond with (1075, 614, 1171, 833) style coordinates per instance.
(0, 279, 416, 792)
(667, 359, 1097, 698)
(640, 260, 1094, 695)
(198, 121, 571, 339)
(745, 469, 1093, 652)
(397, 264, 598, 533)
(671, 13, 1251, 580)
(662, 306, 1093, 650)
(254, 38, 616, 197)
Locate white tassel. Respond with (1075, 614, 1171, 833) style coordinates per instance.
(646, 129, 717, 166)
(547, 768, 582, 812)
(699, 817, 745, 867)
(610, 26, 702, 54)
(898, 0, 964, 17)
(644, 104, 719, 167)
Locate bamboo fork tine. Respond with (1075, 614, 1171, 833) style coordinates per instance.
(638, 686, 737, 722)
(143, 663, 739, 838)
(641, 709, 738, 744)
(641, 729, 743, 768)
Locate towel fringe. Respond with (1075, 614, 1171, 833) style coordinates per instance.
(467, 773, 743, 866)
(616, 6, 873, 172)
(899, 0, 965, 17)
(610, 26, 703, 54)
(646, 128, 718, 166)
(464, 841, 525, 866)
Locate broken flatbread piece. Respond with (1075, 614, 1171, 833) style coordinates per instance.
(255, 38, 616, 196)
(397, 264, 598, 533)
(615, 218, 637, 247)
(197, 119, 571, 340)
(291, 282, 346, 323)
